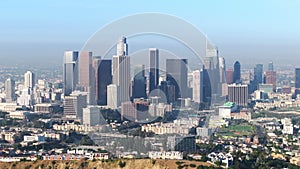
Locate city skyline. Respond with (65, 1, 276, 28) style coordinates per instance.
(1, 1, 300, 66)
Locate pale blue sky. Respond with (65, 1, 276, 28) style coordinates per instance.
(1, 0, 300, 67)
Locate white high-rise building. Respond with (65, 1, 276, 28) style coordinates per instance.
(83, 106, 100, 126)
(112, 36, 130, 103)
(107, 84, 120, 109)
(63, 51, 79, 96)
(192, 70, 203, 103)
(117, 36, 128, 56)
(5, 78, 15, 102)
(63, 91, 87, 121)
(24, 71, 35, 89)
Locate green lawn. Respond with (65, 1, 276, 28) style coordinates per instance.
(218, 124, 255, 137)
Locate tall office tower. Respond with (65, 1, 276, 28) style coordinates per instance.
(63, 51, 79, 96)
(83, 106, 101, 126)
(117, 36, 128, 56)
(166, 59, 188, 100)
(228, 83, 248, 106)
(254, 64, 263, 84)
(219, 57, 226, 83)
(192, 70, 203, 103)
(112, 36, 131, 103)
(226, 69, 234, 84)
(149, 48, 159, 93)
(159, 81, 176, 103)
(24, 71, 35, 89)
(204, 45, 221, 105)
(268, 61, 274, 71)
(295, 68, 300, 88)
(132, 65, 146, 99)
(233, 61, 241, 83)
(78, 51, 93, 104)
(107, 84, 120, 109)
(295, 68, 300, 98)
(93, 57, 112, 105)
(63, 91, 87, 121)
(5, 78, 15, 102)
(265, 71, 276, 91)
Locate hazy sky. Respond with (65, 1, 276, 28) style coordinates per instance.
(1, 0, 300, 67)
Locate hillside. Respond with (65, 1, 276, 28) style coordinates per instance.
(0, 159, 212, 169)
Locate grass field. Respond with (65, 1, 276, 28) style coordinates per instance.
(218, 124, 255, 137)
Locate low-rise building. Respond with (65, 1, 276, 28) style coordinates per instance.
(149, 151, 183, 160)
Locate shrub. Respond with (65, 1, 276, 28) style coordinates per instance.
(190, 163, 197, 168)
(118, 161, 126, 168)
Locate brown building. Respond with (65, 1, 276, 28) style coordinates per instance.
(265, 71, 276, 91)
(226, 69, 234, 84)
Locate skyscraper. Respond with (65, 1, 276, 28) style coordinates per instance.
(78, 51, 93, 104)
(268, 61, 274, 71)
(265, 71, 276, 91)
(132, 64, 146, 99)
(254, 64, 263, 84)
(295, 68, 300, 88)
(226, 69, 234, 84)
(219, 57, 226, 83)
(233, 61, 241, 83)
(5, 78, 15, 102)
(112, 36, 130, 103)
(117, 36, 128, 56)
(204, 45, 221, 105)
(192, 69, 203, 103)
(228, 83, 248, 106)
(63, 51, 79, 96)
(149, 48, 159, 93)
(93, 57, 112, 105)
(202, 69, 212, 106)
(166, 59, 188, 100)
(24, 71, 35, 89)
(107, 84, 120, 109)
(295, 68, 300, 98)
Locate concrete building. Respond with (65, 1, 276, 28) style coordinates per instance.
(93, 57, 112, 105)
(63, 91, 87, 121)
(192, 70, 203, 103)
(24, 71, 35, 89)
(112, 36, 130, 103)
(132, 64, 146, 99)
(281, 118, 293, 135)
(107, 84, 119, 109)
(149, 48, 159, 94)
(5, 78, 15, 102)
(226, 69, 234, 84)
(34, 103, 60, 113)
(63, 51, 79, 95)
(228, 84, 248, 106)
(149, 151, 183, 160)
(121, 101, 137, 121)
(233, 61, 241, 83)
(196, 127, 214, 138)
(78, 51, 93, 104)
(83, 106, 101, 126)
(166, 59, 188, 100)
(265, 71, 276, 91)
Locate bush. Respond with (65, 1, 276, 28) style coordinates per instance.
(176, 161, 185, 165)
(190, 163, 197, 168)
(118, 161, 126, 168)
